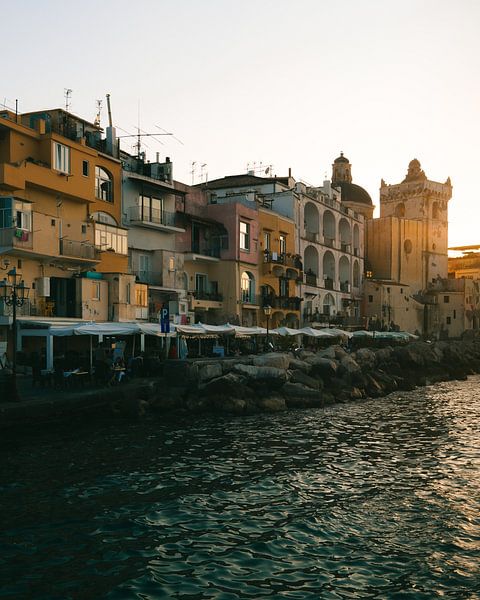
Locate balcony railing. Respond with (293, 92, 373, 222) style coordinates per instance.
(0, 227, 33, 250)
(60, 239, 100, 261)
(0, 298, 32, 317)
(323, 236, 335, 248)
(340, 281, 351, 293)
(264, 251, 303, 270)
(324, 278, 334, 290)
(241, 293, 260, 305)
(304, 230, 318, 243)
(340, 242, 351, 253)
(190, 243, 221, 258)
(191, 290, 223, 302)
(263, 296, 302, 311)
(305, 272, 317, 286)
(128, 206, 177, 228)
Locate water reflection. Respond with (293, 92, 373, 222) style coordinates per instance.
(1, 377, 479, 598)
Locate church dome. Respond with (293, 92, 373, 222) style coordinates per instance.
(335, 181, 373, 206)
(334, 152, 349, 164)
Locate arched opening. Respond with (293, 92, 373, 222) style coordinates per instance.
(322, 250, 335, 290)
(285, 312, 299, 328)
(339, 255, 350, 291)
(241, 271, 255, 303)
(353, 224, 360, 255)
(323, 210, 335, 246)
(304, 202, 320, 241)
(304, 245, 319, 286)
(323, 293, 335, 316)
(260, 283, 276, 306)
(91, 211, 117, 225)
(353, 260, 360, 287)
(339, 218, 351, 251)
(95, 166, 113, 202)
(395, 203, 405, 217)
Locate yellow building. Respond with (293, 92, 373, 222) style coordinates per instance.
(0, 107, 145, 367)
(258, 207, 302, 328)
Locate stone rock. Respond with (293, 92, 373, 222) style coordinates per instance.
(257, 396, 287, 412)
(282, 381, 322, 400)
(354, 348, 376, 370)
(201, 372, 247, 396)
(213, 397, 247, 414)
(289, 369, 322, 390)
(339, 355, 362, 377)
(233, 364, 287, 387)
(317, 346, 337, 359)
(288, 358, 312, 374)
(304, 356, 338, 379)
(374, 346, 394, 366)
(334, 346, 348, 360)
(253, 353, 290, 370)
(197, 362, 223, 383)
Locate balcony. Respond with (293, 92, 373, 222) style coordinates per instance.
(305, 272, 317, 286)
(304, 230, 318, 243)
(184, 244, 221, 263)
(59, 239, 100, 263)
(340, 243, 351, 253)
(240, 293, 261, 308)
(264, 296, 302, 311)
(324, 277, 334, 290)
(0, 298, 32, 318)
(127, 206, 184, 233)
(0, 227, 33, 253)
(323, 236, 335, 248)
(189, 290, 223, 310)
(340, 281, 351, 293)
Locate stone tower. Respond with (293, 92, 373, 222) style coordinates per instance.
(331, 152, 374, 219)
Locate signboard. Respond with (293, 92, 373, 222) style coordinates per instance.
(160, 306, 170, 333)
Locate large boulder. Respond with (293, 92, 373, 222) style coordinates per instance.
(233, 364, 287, 388)
(197, 362, 223, 383)
(338, 355, 362, 379)
(253, 353, 290, 369)
(288, 358, 312, 374)
(201, 372, 249, 397)
(289, 369, 322, 390)
(304, 356, 338, 380)
(354, 348, 376, 371)
(257, 396, 287, 412)
(282, 382, 323, 408)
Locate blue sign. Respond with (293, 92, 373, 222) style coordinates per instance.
(160, 306, 170, 333)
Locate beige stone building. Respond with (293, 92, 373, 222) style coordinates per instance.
(364, 159, 453, 336)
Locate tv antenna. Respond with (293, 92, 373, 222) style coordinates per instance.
(94, 99, 102, 127)
(117, 128, 173, 158)
(64, 88, 72, 112)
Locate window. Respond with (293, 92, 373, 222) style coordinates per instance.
(444, 296, 449, 303)
(279, 234, 286, 255)
(368, 295, 373, 302)
(195, 273, 208, 293)
(139, 195, 164, 224)
(240, 221, 250, 251)
(95, 223, 127, 255)
(241, 271, 255, 303)
(126, 283, 131, 304)
(95, 166, 113, 202)
(82, 160, 89, 177)
(135, 285, 148, 307)
(264, 231, 271, 251)
(453, 309, 456, 319)
(92, 281, 100, 301)
(0, 198, 32, 231)
(169, 256, 175, 271)
(280, 277, 288, 297)
(138, 254, 151, 281)
(53, 142, 70, 174)
(446, 316, 451, 325)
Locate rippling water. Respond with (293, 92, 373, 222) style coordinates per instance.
(1, 376, 480, 599)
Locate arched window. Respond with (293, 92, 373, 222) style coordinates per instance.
(91, 211, 117, 225)
(241, 271, 255, 303)
(395, 203, 405, 217)
(95, 166, 113, 202)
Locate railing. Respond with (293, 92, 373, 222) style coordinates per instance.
(60, 239, 99, 260)
(324, 278, 334, 290)
(340, 242, 351, 253)
(240, 293, 260, 305)
(305, 272, 317, 286)
(0, 227, 33, 250)
(191, 290, 223, 302)
(128, 206, 177, 228)
(304, 230, 317, 243)
(264, 251, 303, 270)
(266, 296, 302, 311)
(340, 281, 351, 293)
(0, 299, 32, 317)
(190, 243, 221, 258)
(353, 247, 360, 256)
(131, 270, 162, 285)
(323, 236, 335, 248)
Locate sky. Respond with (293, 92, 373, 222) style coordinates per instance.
(3, 0, 480, 247)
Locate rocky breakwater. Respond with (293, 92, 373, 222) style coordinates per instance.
(163, 338, 480, 415)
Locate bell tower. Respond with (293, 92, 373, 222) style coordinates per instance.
(332, 152, 352, 184)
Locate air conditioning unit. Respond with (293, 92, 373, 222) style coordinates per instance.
(179, 301, 188, 315)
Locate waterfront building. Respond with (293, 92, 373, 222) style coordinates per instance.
(0, 106, 144, 367)
(364, 159, 453, 336)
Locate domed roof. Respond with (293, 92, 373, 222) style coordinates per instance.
(335, 181, 373, 206)
(334, 152, 349, 164)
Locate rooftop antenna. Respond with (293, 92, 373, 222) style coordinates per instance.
(64, 88, 72, 112)
(94, 99, 102, 128)
(191, 161, 196, 185)
(200, 163, 208, 183)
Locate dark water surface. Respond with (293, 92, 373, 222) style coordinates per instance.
(1, 376, 480, 599)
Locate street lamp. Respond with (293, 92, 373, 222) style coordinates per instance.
(264, 304, 272, 351)
(0, 267, 30, 401)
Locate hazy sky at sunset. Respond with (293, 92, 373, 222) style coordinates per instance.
(3, 0, 479, 247)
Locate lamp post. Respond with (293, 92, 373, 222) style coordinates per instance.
(0, 267, 30, 401)
(264, 304, 272, 351)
